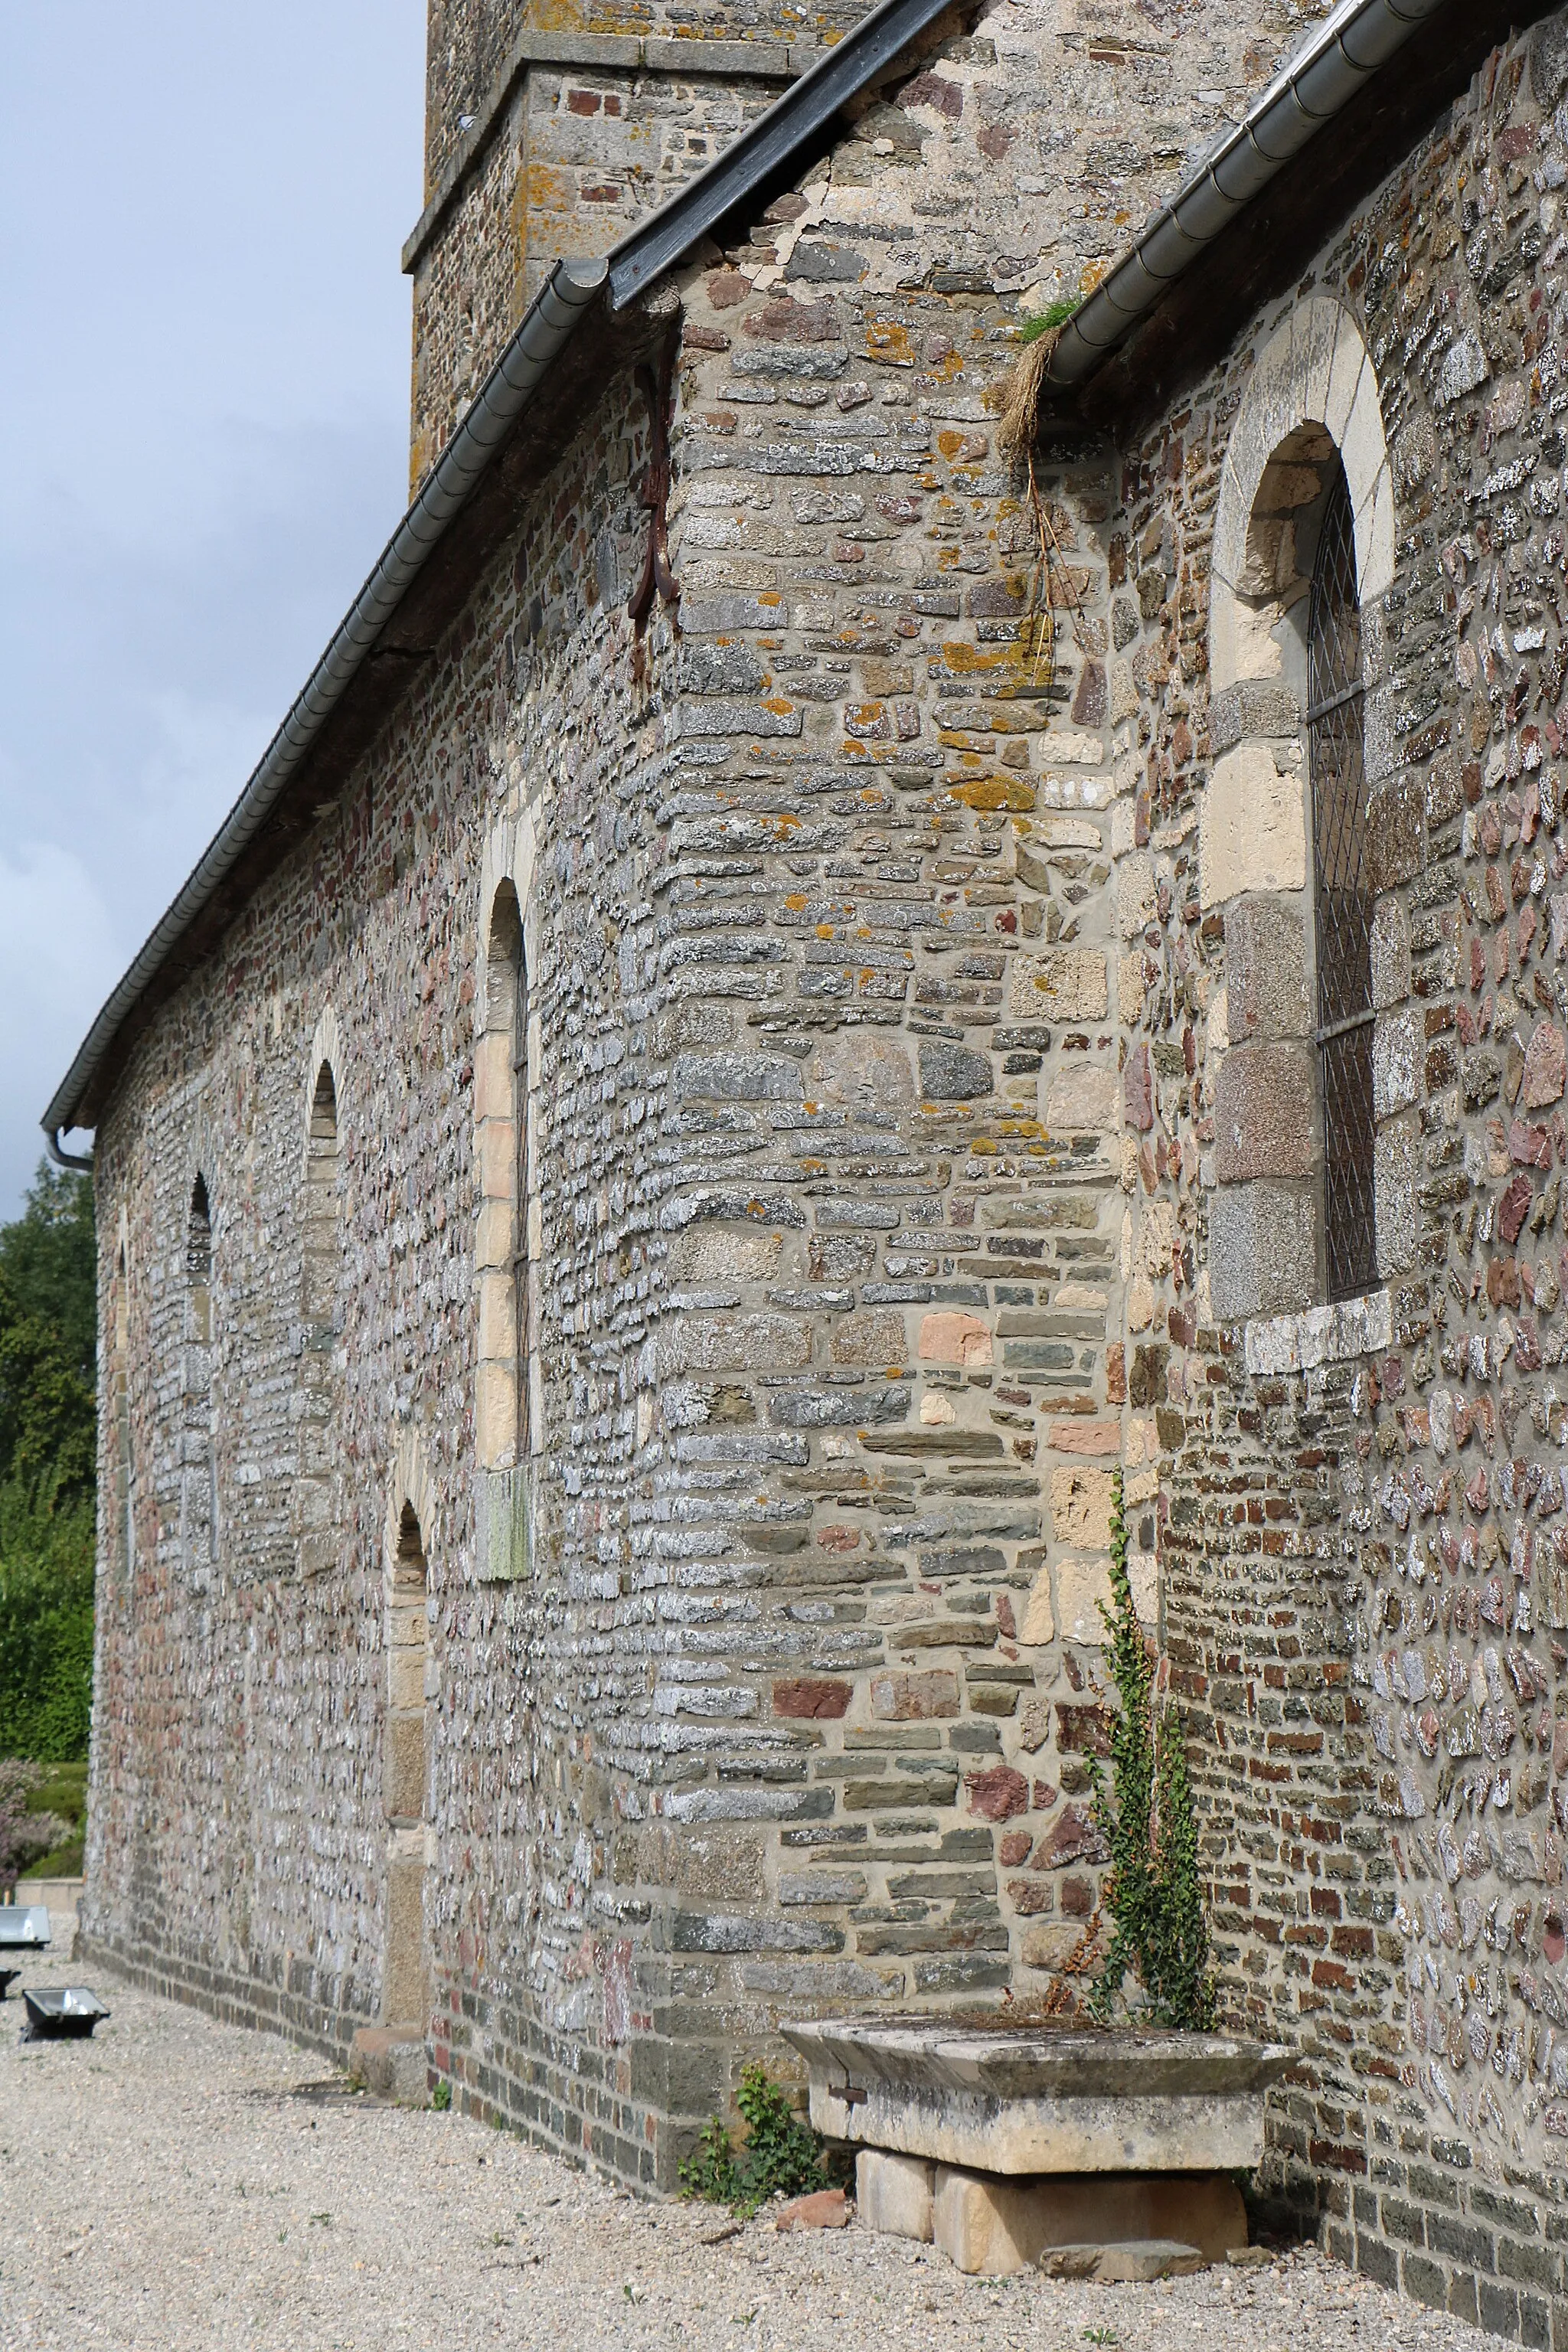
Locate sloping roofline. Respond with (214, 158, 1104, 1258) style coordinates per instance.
(40, 0, 1549, 1148)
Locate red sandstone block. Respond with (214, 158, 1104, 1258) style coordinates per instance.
(965, 1766, 1029, 1822)
(1047, 1419, 1121, 1455)
(773, 1677, 850, 1720)
(775, 2189, 848, 2231)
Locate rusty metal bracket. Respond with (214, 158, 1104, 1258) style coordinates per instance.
(628, 351, 681, 634)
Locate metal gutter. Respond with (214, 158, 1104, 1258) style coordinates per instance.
(605, 0, 959, 309)
(41, 254, 608, 1152)
(43, 0, 965, 1153)
(44, 0, 1465, 1152)
(1047, 0, 1450, 387)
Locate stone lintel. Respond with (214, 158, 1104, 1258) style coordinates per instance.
(781, 2020, 1294, 2174)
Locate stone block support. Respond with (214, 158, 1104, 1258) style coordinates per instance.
(856, 2151, 934, 2242)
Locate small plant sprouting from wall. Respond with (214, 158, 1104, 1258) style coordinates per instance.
(1087, 1469, 1217, 2032)
(1014, 298, 1080, 346)
(680, 2063, 830, 2218)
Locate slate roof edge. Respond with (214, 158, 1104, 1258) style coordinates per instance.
(41, 0, 1492, 1144)
(44, 0, 970, 1146)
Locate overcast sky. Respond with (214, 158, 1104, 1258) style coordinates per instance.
(1, 2, 426, 1219)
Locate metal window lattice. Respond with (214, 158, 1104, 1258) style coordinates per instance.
(1308, 464, 1377, 1303)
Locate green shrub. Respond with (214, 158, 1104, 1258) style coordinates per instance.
(0, 1163, 98, 1774)
(0, 1758, 74, 1892)
(680, 2063, 829, 2217)
(1087, 1468, 1216, 2031)
(0, 1476, 95, 1763)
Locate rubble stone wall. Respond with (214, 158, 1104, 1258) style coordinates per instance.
(83, 0, 1224, 2194)
(407, 0, 1329, 482)
(84, 359, 694, 2180)
(83, 0, 1568, 2315)
(1116, 18, 1568, 2342)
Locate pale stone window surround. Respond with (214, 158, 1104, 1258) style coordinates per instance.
(1204, 296, 1409, 1333)
(475, 812, 542, 1475)
(1209, 297, 1396, 701)
(302, 1008, 342, 1157)
(111, 1210, 134, 1584)
(382, 1426, 436, 2031)
(182, 1171, 217, 1583)
(1243, 1288, 1393, 1380)
(296, 1023, 345, 1577)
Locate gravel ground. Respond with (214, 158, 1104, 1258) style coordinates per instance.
(0, 1955, 1507, 2352)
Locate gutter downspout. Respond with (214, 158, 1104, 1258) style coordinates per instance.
(1046, 0, 1450, 390)
(47, 1131, 93, 1174)
(40, 255, 609, 1148)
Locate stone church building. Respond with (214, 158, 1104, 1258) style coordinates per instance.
(42, 0, 1568, 2331)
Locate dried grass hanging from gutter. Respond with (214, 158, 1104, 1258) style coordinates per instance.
(995, 303, 1076, 460)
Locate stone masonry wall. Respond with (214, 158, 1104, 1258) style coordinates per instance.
(409, 60, 785, 488)
(407, 0, 1339, 483)
(1112, 16, 1568, 2345)
(85, 352, 700, 2177)
(82, 0, 1313, 2197)
(87, 0, 1553, 2282)
(87, 0, 1165, 2184)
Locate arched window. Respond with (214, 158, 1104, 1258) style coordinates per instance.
(297, 1062, 345, 1575)
(384, 1499, 430, 2029)
(112, 1233, 133, 1583)
(187, 1174, 211, 1338)
(183, 1175, 217, 1580)
(1308, 461, 1377, 1302)
(1206, 302, 1396, 1328)
(476, 883, 531, 1468)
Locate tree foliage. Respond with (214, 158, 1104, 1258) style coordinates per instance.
(1087, 1468, 1216, 2031)
(0, 1272, 96, 1499)
(0, 1481, 95, 1762)
(0, 1165, 97, 1763)
(0, 1166, 96, 1384)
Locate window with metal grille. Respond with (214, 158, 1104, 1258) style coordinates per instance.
(1308, 461, 1377, 1302)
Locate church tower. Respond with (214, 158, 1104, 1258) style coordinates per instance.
(404, 0, 866, 485)
(402, 0, 1330, 488)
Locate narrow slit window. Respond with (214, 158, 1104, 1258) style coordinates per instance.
(1308, 462, 1377, 1302)
(511, 933, 531, 1465)
(184, 1174, 217, 1577)
(113, 1237, 133, 1583)
(187, 1174, 212, 1341)
(479, 881, 529, 1472)
(297, 1062, 345, 1576)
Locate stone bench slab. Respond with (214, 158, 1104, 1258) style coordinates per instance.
(782, 2017, 1294, 2174)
